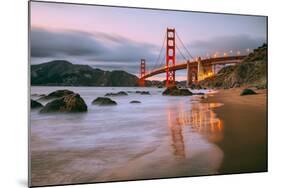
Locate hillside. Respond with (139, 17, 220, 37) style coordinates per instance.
(31, 60, 140, 86)
(199, 44, 267, 89)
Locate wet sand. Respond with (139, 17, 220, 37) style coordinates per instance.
(202, 87, 268, 174)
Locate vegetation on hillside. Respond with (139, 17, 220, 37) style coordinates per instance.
(199, 44, 267, 89)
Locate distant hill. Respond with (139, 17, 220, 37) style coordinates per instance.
(31, 60, 140, 86)
(199, 44, 267, 89)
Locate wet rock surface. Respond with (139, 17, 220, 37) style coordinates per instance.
(130, 100, 141, 104)
(92, 97, 117, 106)
(31, 99, 43, 109)
(39, 90, 74, 100)
(240, 88, 257, 96)
(40, 94, 87, 113)
(162, 86, 193, 96)
(105, 91, 128, 96)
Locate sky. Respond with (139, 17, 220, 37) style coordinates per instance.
(30, 1, 267, 81)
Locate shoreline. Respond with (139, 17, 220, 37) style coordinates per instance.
(202, 87, 267, 174)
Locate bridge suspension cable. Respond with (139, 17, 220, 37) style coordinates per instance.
(175, 31, 194, 60)
(150, 32, 167, 71)
(158, 52, 166, 68)
(175, 43, 188, 61)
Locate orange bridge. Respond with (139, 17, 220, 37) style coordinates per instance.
(139, 28, 248, 87)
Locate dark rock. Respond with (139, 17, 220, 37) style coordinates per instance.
(31, 99, 43, 109)
(135, 91, 150, 95)
(140, 91, 150, 95)
(130, 100, 141, 104)
(240, 88, 257, 96)
(40, 94, 87, 113)
(32, 93, 46, 97)
(192, 92, 205, 95)
(162, 86, 193, 96)
(92, 97, 117, 106)
(105, 91, 128, 96)
(39, 89, 74, 100)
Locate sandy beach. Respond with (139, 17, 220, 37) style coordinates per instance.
(203, 87, 267, 174)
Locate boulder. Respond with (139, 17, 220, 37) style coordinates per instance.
(240, 88, 257, 96)
(192, 92, 205, 95)
(162, 86, 193, 96)
(31, 93, 46, 97)
(40, 94, 87, 113)
(140, 91, 150, 95)
(130, 100, 141, 104)
(135, 91, 150, 95)
(31, 99, 43, 109)
(39, 89, 74, 100)
(92, 97, 117, 106)
(105, 91, 128, 96)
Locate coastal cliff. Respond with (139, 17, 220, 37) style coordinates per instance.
(199, 44, 267, 89)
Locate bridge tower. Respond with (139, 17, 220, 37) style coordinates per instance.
(197, 57, 205, 82)
(166, 28, 176, 88)
(139, 59, 146, 87)
(186, 60, 190, 87)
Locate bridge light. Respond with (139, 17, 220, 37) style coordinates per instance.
(224, 52, 227, 57)
(230, 50, 233, 53)
(237, 51, 241, 55)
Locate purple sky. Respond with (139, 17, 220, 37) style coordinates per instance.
(30, 1, 267, 80)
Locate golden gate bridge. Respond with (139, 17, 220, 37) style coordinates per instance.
(139, 28, 249, 87)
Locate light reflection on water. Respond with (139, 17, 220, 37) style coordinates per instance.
(167, 102, 223, 159)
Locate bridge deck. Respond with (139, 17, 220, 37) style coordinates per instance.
(142, 55, 246, 79)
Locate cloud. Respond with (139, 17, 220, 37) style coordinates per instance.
(30, 28, 158, 63)
(31, 28, 107, 57)
(188, 35, 266, 55)
(31, 28, 266, 77)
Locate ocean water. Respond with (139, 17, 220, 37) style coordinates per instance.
(30, 86, 223, 186)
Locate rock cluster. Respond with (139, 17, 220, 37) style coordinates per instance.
(136, 91, 150, 95)
(105, 91, 128, 96)
(162, 86, 193, 96)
